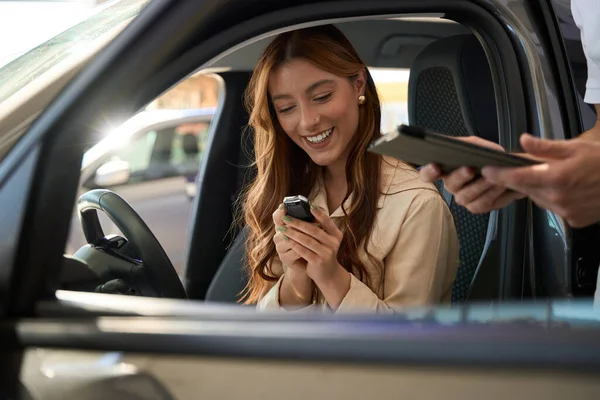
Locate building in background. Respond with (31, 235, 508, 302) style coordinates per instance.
(146, 73, 221, 110)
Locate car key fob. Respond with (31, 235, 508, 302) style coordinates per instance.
(283, 195, 315, 222)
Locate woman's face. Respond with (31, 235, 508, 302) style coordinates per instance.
(268, 58, 366, 168)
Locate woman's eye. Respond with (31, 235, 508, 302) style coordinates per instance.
(314, 93, 332, 102)
(278, 106, 295, 114)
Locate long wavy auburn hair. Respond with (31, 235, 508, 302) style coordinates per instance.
(237, 24, 384, 304)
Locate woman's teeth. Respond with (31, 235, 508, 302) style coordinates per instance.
(306, 128, 333, 144)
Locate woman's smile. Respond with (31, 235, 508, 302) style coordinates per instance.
(304, 127, 334, 149)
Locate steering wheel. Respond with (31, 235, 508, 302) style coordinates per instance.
(76, 189, 187, 299)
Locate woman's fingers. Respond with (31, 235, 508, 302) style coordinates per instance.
(272, 203, 286, 226)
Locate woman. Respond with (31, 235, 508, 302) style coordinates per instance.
(238, 24, 459, 313)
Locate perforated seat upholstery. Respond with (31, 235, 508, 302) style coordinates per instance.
(408, 34, 499, 302)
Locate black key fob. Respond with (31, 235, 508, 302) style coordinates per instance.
(283, 195, 315, 222)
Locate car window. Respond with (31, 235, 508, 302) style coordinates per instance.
(171, 122, 211, 166)
(116, 127, 176, 183)
(114, 130, 158, 175)
(104, 122, 209, 185)
(66, 14, 515, 313)
(371, 68, 410, 132)
(66, 74, 222, 272)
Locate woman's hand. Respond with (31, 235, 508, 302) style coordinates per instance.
(272, 204, 312, 306)
(282, 205, 351, 309)
(273, 204, 307, 273)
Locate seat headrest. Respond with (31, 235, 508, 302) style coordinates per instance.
(408, 34, 498, 143)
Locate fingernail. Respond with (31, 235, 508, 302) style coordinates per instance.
(310, 203, 318, 211)
(281, 234, 289, 241)
(279, 203, 283, 210)
(282, 215, 292, 223)
(276, 225, 287, 232)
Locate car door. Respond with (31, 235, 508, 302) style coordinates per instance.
(2, 0, 600, 399)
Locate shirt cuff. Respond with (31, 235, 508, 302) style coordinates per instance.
(584, 87, 600, 105)
(584, 63, 600, 104)
(256, 274, 317, 313)
(256, 275, 285, 311)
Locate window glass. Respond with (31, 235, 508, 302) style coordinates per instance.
(371, 68, 410, 132)
(114, 130, 157, 174)
(170, 121, 211, 167)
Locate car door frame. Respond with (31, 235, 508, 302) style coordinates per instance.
(0, 0, 587, 395)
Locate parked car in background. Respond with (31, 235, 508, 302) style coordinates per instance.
(66, 107, 216, 273)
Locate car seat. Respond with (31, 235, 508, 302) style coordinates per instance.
(408, 33, 499, 302)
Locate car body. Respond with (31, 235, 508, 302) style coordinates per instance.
(0, 0, 599, 398)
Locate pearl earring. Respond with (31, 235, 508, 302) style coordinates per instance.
(358, 95, 366, 105)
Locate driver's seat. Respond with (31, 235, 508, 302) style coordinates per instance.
(205, 226, 248, 302)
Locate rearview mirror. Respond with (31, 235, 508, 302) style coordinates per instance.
(94, 159, 131, 187)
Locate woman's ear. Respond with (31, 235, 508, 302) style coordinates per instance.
(354, 68, 367, 95)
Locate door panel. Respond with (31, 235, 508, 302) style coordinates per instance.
(19, 348, 600, 400)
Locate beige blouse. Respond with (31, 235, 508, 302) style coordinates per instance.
(257, 156, 459, 313)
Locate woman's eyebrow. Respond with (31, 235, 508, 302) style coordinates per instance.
(271, 79, 335, 101)
(305, 79, 335, 94)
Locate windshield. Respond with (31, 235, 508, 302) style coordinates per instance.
(0, 0, 150, 104)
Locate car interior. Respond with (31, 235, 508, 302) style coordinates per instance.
(204, 25, 503, 304)
(61, 15, 529, 306)
(188, 17, 520, 305)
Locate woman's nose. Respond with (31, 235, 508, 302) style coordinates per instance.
(299, 107, 320, 131)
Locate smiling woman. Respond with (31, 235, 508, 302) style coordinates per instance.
(239, 24, 459, 313)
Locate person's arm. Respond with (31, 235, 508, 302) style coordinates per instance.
(333, 191, 459, 313)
